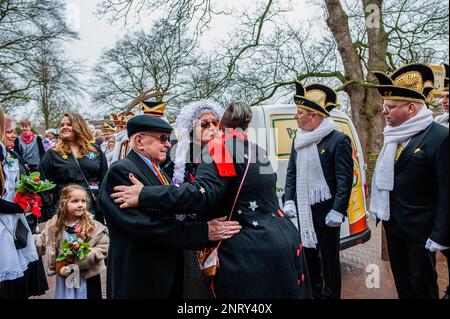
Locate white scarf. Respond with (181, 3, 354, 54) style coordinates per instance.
(295, 118, 336, 248)
(370, 107, 434, 221)
(434, 112, 449, 128)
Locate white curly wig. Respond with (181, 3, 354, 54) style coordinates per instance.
(172, 99, 224, 184)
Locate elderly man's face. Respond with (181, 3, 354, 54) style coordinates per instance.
(442, 91, 449, 113)
(137, 131, 171, 164)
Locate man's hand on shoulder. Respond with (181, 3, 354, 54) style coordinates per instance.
(111, 173, 144, 208)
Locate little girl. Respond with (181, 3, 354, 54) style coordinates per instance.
(34, 184, 109, 299)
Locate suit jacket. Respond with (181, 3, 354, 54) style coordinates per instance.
(99, 149, 209, 299)
(284, 130, 354, 228)
(383, 122, 449, 246)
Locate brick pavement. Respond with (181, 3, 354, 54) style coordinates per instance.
(31, 219, 448, 299)
(341, 218, 448, 299)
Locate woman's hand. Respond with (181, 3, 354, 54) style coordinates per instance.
(111, 174, 143, 208)
(207, 216, 242, 241)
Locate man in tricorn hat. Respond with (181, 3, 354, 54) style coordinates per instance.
(111, 111, 134, 164)
(283, 81, 354, 299)
(100, 121, 116, 153)
(372, 63, 449, 298)
(99, 115, 241, 299)
(434, 62, 449, 128)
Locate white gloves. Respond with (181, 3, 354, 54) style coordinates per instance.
(283, 200, 297, 217)
(425, 239, 449, 252)
(325, 210, 344, 227)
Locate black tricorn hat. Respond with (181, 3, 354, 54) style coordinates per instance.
(443, 62, 449, 92)
(373, 63, 435, 103)
(294, 81, 339, 117)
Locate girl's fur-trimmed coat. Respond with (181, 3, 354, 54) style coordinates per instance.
(33, 215, 109, 279)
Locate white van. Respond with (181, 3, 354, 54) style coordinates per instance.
(247, 104, 371, 250)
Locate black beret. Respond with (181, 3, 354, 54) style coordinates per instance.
(127, 115, 173, 138)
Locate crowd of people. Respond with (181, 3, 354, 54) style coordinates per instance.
(0, 62, 448, 300)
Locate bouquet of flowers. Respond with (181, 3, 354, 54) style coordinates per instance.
(55, 235, 91, 277)
(56, 236, 91, 262)
(13, 172, 56, 218)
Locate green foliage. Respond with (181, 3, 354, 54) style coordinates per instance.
(15, 172, 56, 194)
(56, 237, 92, 262)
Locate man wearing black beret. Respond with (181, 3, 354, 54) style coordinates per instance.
(99, 115, 241, 299)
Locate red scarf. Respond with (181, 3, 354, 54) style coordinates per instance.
(207, 129, 246, 177)
(20, 132, 35, 145)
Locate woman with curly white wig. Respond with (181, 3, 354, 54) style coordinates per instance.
(170, 100, 224, 185)
(168, 99, 224, 299)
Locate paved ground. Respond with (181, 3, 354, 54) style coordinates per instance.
(340, 219, 448, 299)
(31, 219, 448, 299)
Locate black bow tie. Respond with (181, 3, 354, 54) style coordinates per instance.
(65, 225, 77, 235)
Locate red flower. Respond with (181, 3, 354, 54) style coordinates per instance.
(34, 178, 41, 183)
(13, 192, 43, 218)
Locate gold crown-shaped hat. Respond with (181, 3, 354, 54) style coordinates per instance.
(112, 111, 135, 127)
(139, 101, 167, 117)
(103, 122, 116, 132)
(373, 63, 435, 103)
(443, 62, 449, 92)
(294, 81, 339, 117)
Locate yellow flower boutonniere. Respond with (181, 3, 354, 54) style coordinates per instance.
(62, 154, 68, 160)
(414, 148, 421, 154)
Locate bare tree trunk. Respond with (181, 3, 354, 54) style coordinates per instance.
(363, 0, 387, 154)
(325, 0, 385, 163)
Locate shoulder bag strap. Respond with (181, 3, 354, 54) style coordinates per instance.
(216, 141, 252, 250)
(71, 152, 96, 200)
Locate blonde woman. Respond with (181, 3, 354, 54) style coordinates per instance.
(0, 107, 46, 299)
(40, 113, 108, 224)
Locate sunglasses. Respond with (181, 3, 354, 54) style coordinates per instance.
(141, 133, 171, 144)
(199, 119, 219, 129)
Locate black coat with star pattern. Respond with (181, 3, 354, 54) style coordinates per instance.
(138, 136, 312, 299)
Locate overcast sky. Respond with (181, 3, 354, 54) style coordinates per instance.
(61, 0, 320, 119)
